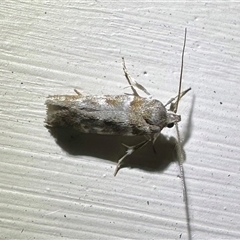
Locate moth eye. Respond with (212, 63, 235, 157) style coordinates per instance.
(167, 123, 174, 128)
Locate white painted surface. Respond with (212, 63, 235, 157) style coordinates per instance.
(1, 1, 240, 239)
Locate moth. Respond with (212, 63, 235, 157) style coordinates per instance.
(46, 29, 192, 239)
(45, 30, 190, 177)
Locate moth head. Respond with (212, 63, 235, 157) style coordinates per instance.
(166, 112, 181, 128)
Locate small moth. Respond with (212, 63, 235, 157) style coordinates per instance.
(46, 29, 192, 239)
(45, 34, 190, 177)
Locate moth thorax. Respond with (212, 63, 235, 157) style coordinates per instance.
(143, 99, 168, 129)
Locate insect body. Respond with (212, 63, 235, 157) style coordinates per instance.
(45, 58, 190, 176)
(46, 93, 180, 136)
(45, 29, 190, 178)
(46, 29, 192, 239)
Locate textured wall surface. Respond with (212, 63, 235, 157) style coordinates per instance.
(1, 1, 240, 239)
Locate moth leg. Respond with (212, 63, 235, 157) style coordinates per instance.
(114, 138, 151, 176)
(151, 132, 161, 153)
(164, 88, 191, 110)
(74, 89, 82, 96)
(122, 57, 151, 97)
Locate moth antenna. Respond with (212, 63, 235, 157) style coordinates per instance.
(175, 28, 192, 240)
(175, 28, 187, 114)
(175, 123, 191, 240)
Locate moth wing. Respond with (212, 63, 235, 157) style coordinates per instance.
(45, 94, 158, 136)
